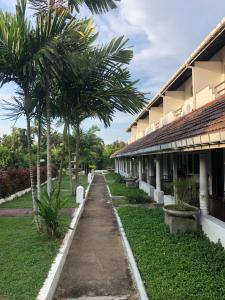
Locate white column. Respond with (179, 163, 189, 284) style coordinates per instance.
(130, 159, 132, 177)
(147, 157, 150, 184)
(138, 157, 142, 181)
(199, 152, 209, 215)
(118, 158, 121, 173)
(156, 155, 161, 191)
(115, 159, 118, 173)
(173, 153, 178, 199)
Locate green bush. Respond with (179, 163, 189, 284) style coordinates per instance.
(114, 174, 125, 183)
(126, 190, 150, 204)
(37, 189, 66, 238)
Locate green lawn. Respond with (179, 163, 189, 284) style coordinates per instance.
(0, 174, 88, 209)
(104, 172, 149, 202)
(0, 217, 61, 300)
(104, 172, 135, 196)
(0, 174, 88, 299)
(118, 207, 225, 300)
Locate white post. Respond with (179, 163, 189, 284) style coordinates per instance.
(88, 172, 92, 184)
(199, 153, 209, 215)
(76, 185, 84, 204)
(156, 155, 161, 191)
(138, 157, 142, 182)
(173, 153, 178, 199)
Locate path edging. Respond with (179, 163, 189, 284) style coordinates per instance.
(37, 176, 94, 300)
(106, 181, 149, 300)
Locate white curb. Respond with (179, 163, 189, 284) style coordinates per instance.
(106, 182, 149, 300)
(113, 208, 149, 300)
(37, 176, 94, 300)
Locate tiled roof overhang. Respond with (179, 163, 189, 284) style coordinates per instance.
(112, 95, 225, 158)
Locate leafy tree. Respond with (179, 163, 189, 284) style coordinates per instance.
(103, 140, 126, 168)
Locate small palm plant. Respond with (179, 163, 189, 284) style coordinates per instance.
(173, 178, 196, 211)
(36, 189, 66, 238)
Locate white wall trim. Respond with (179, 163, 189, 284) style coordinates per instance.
(201, 214, 225, 248)
(37, 176, 94, 300)
(113, 208, 149, 300)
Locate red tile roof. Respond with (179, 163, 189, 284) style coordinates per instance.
(112, 95, 225, 157)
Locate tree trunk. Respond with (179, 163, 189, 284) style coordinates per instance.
(67, 122, 74, 195)
(56, 124, 67, 203)
(75, 122, 80, 188)
(46, 95, 52, 198)
(37, 104, 41, 201)
(26, 115, 41, 231)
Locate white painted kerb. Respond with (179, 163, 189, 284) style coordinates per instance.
(113, 208, 149, 300)
(37, 176, 94, 300)
(106, 181, 148, 300)
(201, 214, 225, 248)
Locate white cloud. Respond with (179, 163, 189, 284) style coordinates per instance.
(1, 0, 225, 142)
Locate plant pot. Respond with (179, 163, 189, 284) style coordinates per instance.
(163, 204, 200, 234)
(125, 177, 138, 188)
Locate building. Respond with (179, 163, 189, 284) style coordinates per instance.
(112, 18, 225, 247)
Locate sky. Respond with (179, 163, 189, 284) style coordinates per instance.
(0, 0, 225, 143)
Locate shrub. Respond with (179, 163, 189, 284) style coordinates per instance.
(37, 189, 66, 238)
(126, 189, 150, 204)
(0, 165, 58, 199)
(115, 174, 126, 183)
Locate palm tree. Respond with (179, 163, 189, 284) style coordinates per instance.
(29, 0, 119, 15)
(0, 0, 93, 228)
(55, 37, 146, 186)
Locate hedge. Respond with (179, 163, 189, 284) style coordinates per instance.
(0, 166, 58, 198)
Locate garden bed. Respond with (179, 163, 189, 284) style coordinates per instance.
(118, 207, 225, 300)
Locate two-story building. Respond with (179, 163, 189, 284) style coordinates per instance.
(112, 18, 225, 247)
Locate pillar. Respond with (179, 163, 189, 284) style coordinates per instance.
(155, 155, 161, 191)
(147, 157, 150, 184)
(130, 158, 132, 177)
(199, 152, 209, 215)
(173, 153, 178, 199)
(154, 155, 164, 203)
(138, 157, 142, 181)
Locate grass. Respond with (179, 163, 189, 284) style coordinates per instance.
(0, 173, 89, 299)
(118, 207, 225, 300)
(0, 216, 61, 300)
(0, 174, 88, 209)
(105, 172, 150, 204)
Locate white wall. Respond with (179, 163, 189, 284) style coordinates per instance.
(163, 91, 185, 115)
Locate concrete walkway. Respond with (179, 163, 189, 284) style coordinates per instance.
(54, 174, 137, 300)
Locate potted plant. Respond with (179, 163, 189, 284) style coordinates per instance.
(125, 176, 138, 188)
(163, 178, 200, 234)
